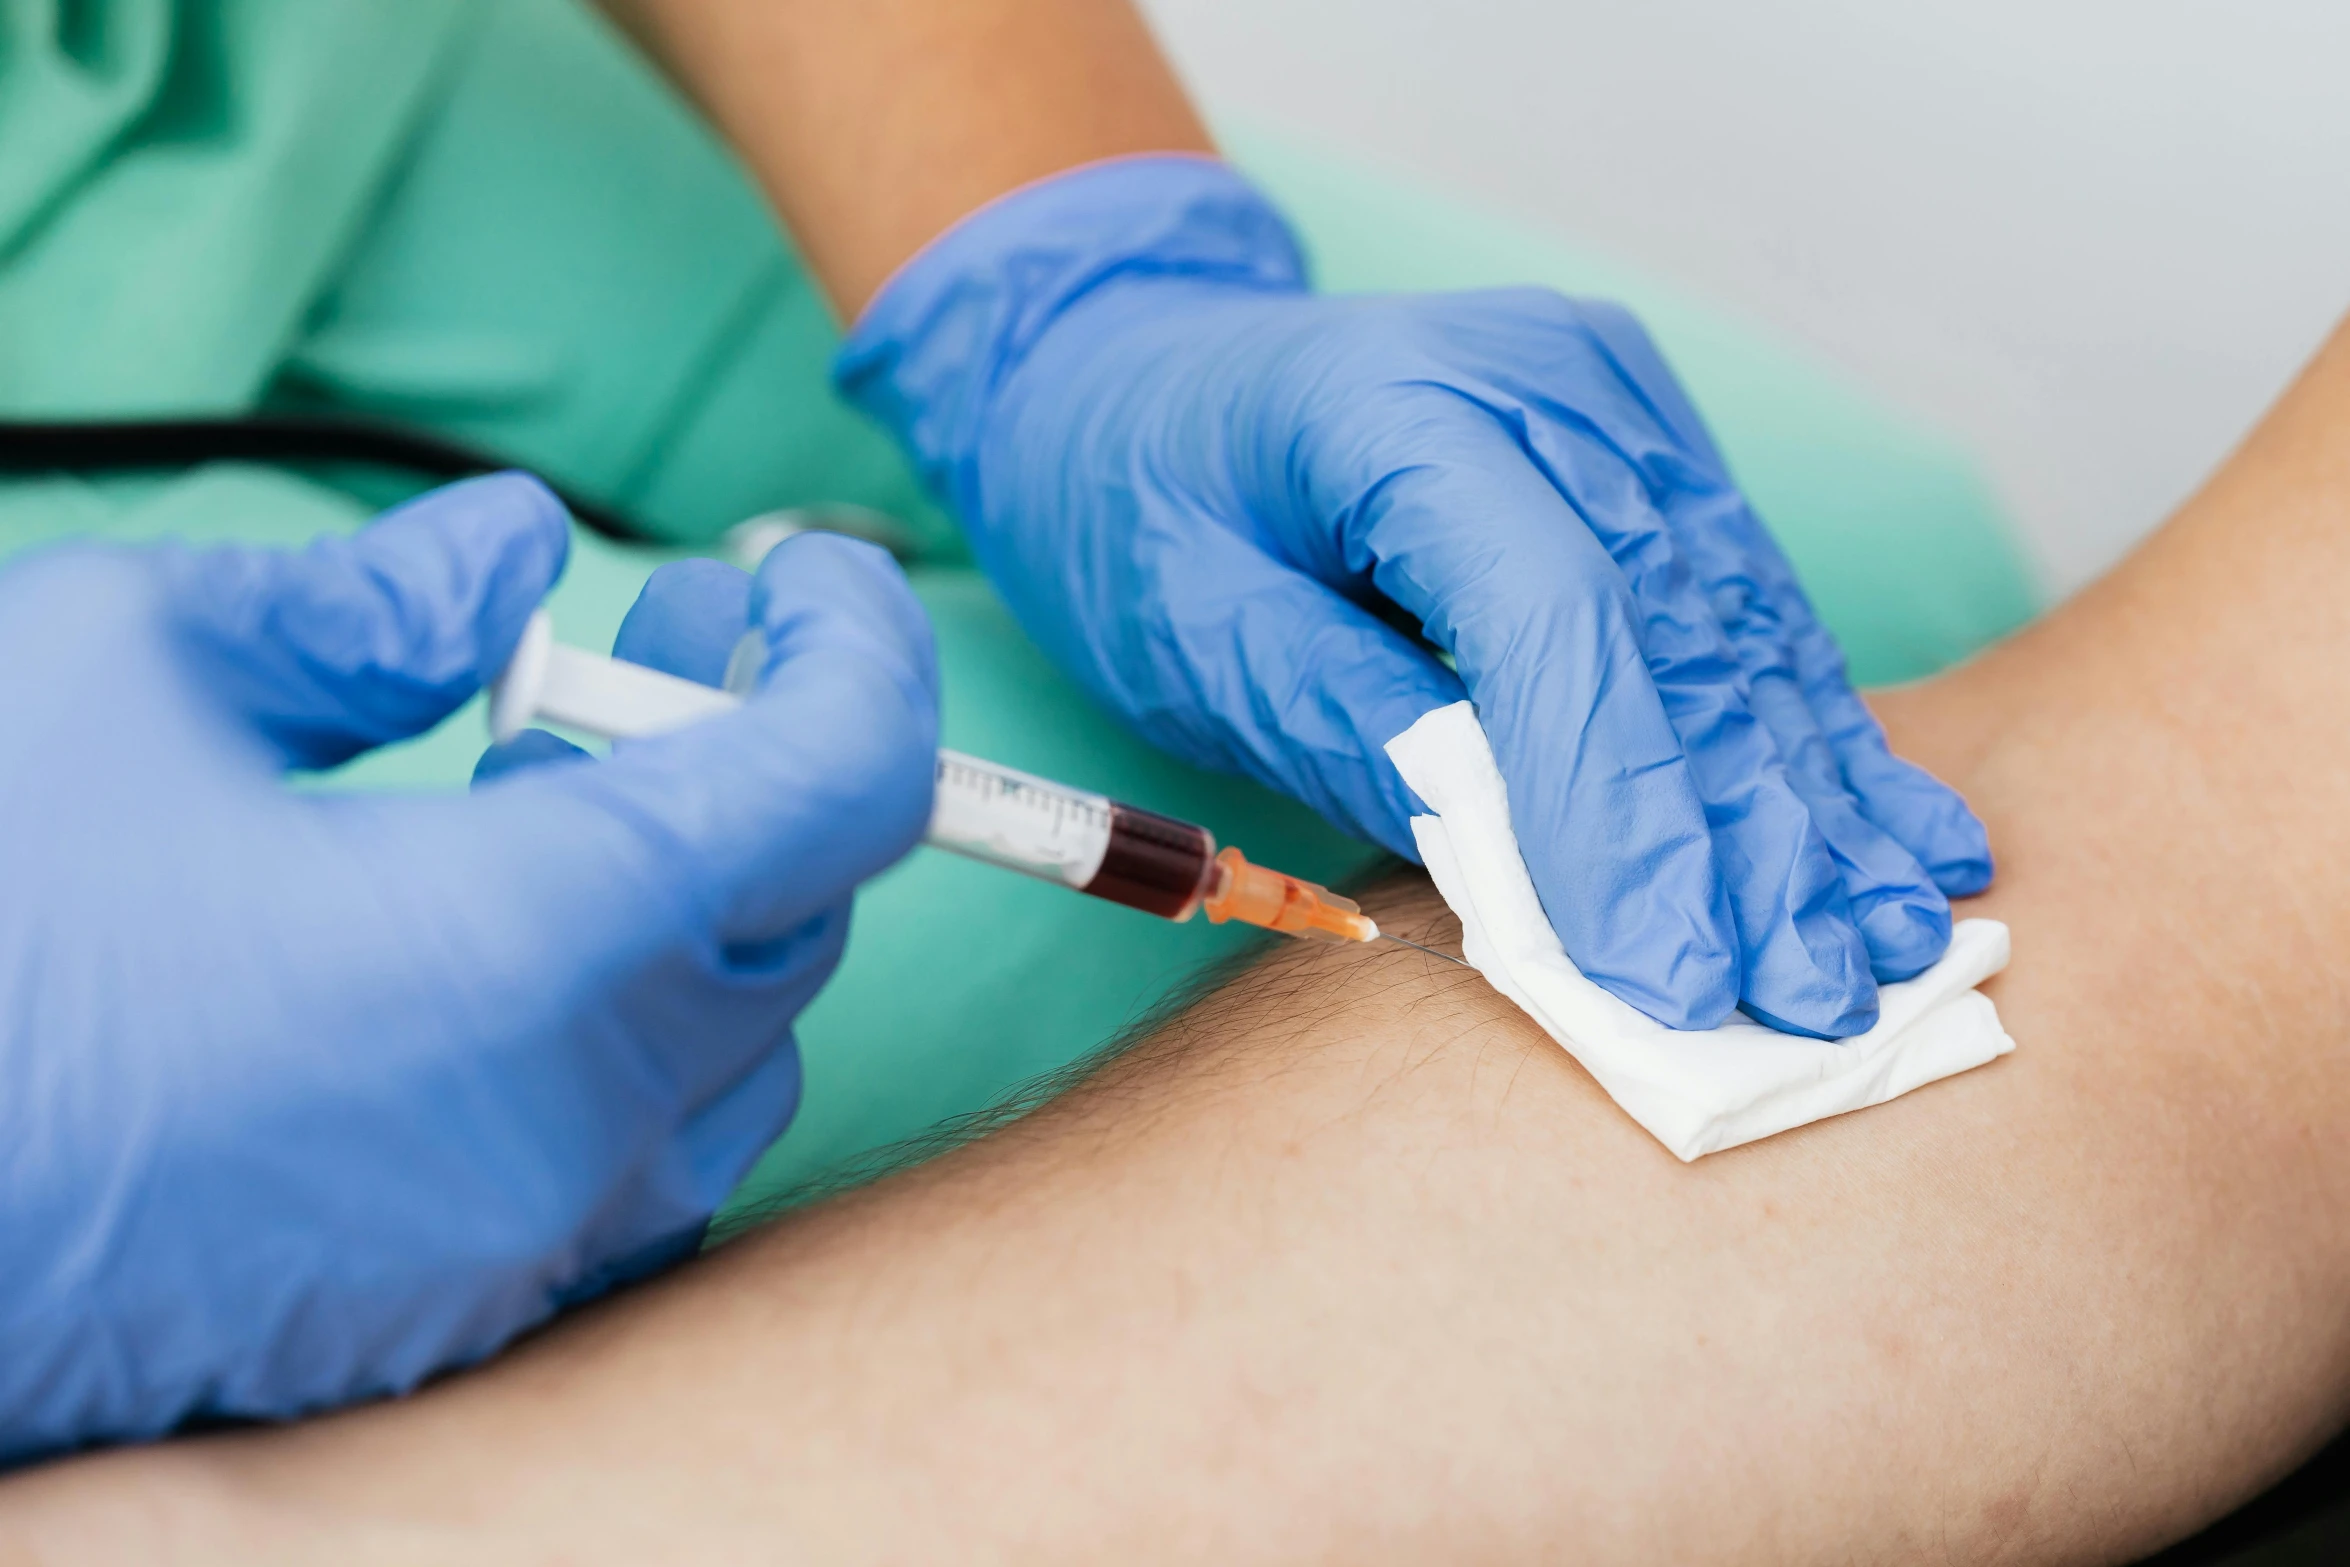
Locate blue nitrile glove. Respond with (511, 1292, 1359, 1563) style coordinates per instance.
(0, 476, 936, 1463)
(838, 156, 1990, 1037)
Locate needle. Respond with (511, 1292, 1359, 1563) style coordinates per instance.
(1380, 932, 1472, 968)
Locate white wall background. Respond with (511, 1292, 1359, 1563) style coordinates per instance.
(1140, 0, 2350, 593)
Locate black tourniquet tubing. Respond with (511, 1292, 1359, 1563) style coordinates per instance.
(0, 415, 653, 544)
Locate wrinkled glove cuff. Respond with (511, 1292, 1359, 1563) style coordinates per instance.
(833, 154, 1308, 519)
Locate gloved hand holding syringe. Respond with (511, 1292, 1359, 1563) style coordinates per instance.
(490, 609, 1462, 961)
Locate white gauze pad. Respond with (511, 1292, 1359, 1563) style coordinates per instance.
(1386, 701, 2013, 1160)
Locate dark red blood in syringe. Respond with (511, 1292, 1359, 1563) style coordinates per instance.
(1083, 804, 1216, 919)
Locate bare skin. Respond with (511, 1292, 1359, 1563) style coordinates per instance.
(6, 311, 2350, 1561)
(591, 0, 1214, 315)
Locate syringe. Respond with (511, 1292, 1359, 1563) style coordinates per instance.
(487, 612, 1413, 950)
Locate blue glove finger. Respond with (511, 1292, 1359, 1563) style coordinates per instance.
(1658, 485, 1992, 901)
(163, 473, 570, 769)
(734, 532, 940, 709)
(1732, 655, 1950, 981)
(1560, 296, 1737, 474)
(666, 1038, 806, 1227)
(1570, 301, 1994, 897)
(603, 551, 844, 1116)
(1500, 413, 1880, 1034)
(1106, 513, 1462, 857)
(1658, 489, 1962, 974)
(1325, 416, 1742, 1028)
(1786, 613, 1994, 896)
(473, 560, 756, 787)
(1350, 405, 1875, 1035)
(437, 535, 927, 1186)
(1553, 449, 1954, 982)
(533, 539, 924, 1196)
(1470, 302, 1945, 988)
(590, 552, 853, 1143)
(612, 557, 756, 687)
(473, 728, 591, 785)
(498, 531, 939, 950)
(1700, 580, 1952, 978)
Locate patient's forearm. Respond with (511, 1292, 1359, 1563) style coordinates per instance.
(20, 835, 2350, 1567)
(594, 0, 1213, 314)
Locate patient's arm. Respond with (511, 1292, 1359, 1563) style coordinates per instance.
(14, 322, 2350, 1563)
(592, 0, 1212, 312)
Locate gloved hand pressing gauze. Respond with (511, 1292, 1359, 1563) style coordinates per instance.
(839, 155, 1993, 1044)
(1387, 703, 2013, 1161)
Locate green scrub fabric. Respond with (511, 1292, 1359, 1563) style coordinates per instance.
(0, 0, 2039, 1221)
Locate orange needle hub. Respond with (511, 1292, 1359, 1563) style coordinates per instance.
(1199, 847, 1379, 943)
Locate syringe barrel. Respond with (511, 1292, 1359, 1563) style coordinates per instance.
(928, 750, 1115, 889)
(927, 753, 1217, 919)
